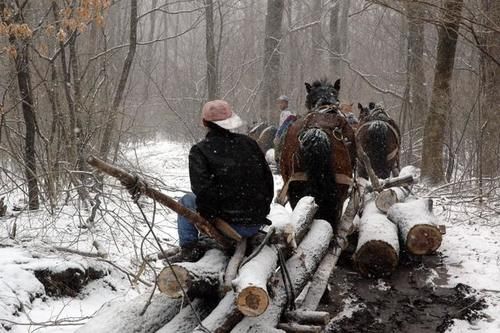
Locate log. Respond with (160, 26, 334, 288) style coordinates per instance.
(192, 291, 243, 333)
(86, 155, 232, 249)
(233, 245, 278, 316)
(231, 219, 333, 332)
(354, 196, 399, 277)
(277, 323, 322, 333)
(223, 239, 248, 292)
(76, 293, 182, 333)
(300, 192, 358, 311)
(0, 196, 6, 216)
(387, 198, 442, 255)
(232, 198, 320, 317)
(375, 186, 410, 213)
(157, 299, 215, 333)
(157, 249, 228, 298)
(283, 310, 330, 325)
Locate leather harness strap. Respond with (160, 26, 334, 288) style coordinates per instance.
(356, 119, 401, 162)
(276, 172, 353, 206)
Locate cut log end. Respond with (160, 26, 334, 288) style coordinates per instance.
(355, 240, 398, 277)
(406, 224, 442, 255)
(236, 286, 269, 317)
(157, 265, 189, 298)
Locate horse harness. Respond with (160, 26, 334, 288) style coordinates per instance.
(356, 108, 400, 162)
(276, 107, 354, 205)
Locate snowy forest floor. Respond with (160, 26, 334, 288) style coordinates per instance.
(1, 140, 499, 333)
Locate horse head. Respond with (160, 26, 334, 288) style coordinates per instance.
(304, 78, 341, 111)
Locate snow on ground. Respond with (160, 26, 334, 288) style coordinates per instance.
(1, 139, 499, 332)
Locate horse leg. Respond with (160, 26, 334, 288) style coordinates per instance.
(287, 181, 310, 209)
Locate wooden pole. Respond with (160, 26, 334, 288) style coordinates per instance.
(86, 155, 232, 249)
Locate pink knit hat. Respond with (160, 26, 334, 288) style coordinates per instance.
(201, 100, 244, 130)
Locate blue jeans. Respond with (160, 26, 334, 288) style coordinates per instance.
(177, 193, 261, 247)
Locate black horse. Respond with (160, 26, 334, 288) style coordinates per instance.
(356, 103, 401, 179)
(280, 79, 356, 228)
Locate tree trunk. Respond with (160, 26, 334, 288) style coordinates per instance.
(261, 0, 284, 123)
(421, 0, 463, 185)
(387, 198, 442, 255)
(205, 0, 219, 100)
(310, 0, 322, 77)
(157, 249, 229, 298)
(479, 0, 500, 176)
(99, 0, 138, 161)
(157, 299, 215, 333)
(231, 219, 333, 332)
(354, 196, 399, 277)
(1, 2, 40, 210)
(76, 294, 182, 333)
(329, 1, 340, 74)
(406, 2, 428, 128)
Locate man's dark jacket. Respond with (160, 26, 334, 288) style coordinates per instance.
(189, 126, 274, 226)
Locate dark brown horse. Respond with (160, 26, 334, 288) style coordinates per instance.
(356, 103, 401, 179)
(279, 79, 356, 229)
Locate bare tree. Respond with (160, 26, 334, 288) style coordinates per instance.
(421, 0, 464, 185)
(99, 0, 138, 161)
(0, 0, 40, 210)
(261, 0, 285, 123)
(479, 0, 500, 177)
(205, 0, 219, 100)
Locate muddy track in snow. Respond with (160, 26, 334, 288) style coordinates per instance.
(320, 250, 487, 333)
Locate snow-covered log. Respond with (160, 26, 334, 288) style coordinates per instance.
(157, 299, 215, 333)
(76, 293, 182, 333)
(192, 291, 243, 333)
(300, 193, 358, 311)
(231, 219, 333, 332)
(354, 197, 399, 277)
(387, 198, 442, 255)
(398, 165, 420, 183)
(157, 249, 228, 298)
(233, 245, 278, 316)
(291, 196, 319, 245)
(375, 187, 410, 213)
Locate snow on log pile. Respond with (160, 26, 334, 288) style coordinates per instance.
(387, 198, 442, 255)
(354, 195, 400, 277)
(0, 244, 108, 331)
(354, 165, 444, 277)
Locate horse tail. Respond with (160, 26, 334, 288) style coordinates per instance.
(366, 121, 390, 178)
(299, 128, 336, 204)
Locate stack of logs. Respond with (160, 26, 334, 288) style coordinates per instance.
(78, 196, 357, 333)
(353, 166, 444, 277)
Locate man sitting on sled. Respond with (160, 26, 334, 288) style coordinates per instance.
(170, 100, 274, 262)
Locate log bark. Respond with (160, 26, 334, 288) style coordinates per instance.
(277, 323, 322, 333)
(375, 187, 410, 213)
(157, 299, 215, 333)
(193, 291, 243, 333)
(231, 219, 333, 332)
(283, 310, 330, 325)
(87, 155, 232, 249)
(223, 239, 248, 292)
(76, 294, 182, 333)
(354, 196, 399, 277)
(157, 249, 228, 298)
(387, 198, 442, 255)
(300, 193, 358, 311)
(233, 245, 278, 316)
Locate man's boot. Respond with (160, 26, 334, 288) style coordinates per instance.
(166, 243, 205, 263)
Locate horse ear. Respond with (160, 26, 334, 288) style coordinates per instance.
(305, 82, 312, 93)
(369, 102, 376, 110)
(357, 103, 363, 111)
(350, 103, 354, 107)
(334, 79, 341, 91)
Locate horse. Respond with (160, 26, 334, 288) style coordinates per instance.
(356, 102, 401, 179)
(339, 102, 360, 130)
(279, 79, 357, 229)
(248, 122, 277, 153)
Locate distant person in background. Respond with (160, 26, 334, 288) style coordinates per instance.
(274, 95, 297, 169)
(277, 95, 295, 127)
